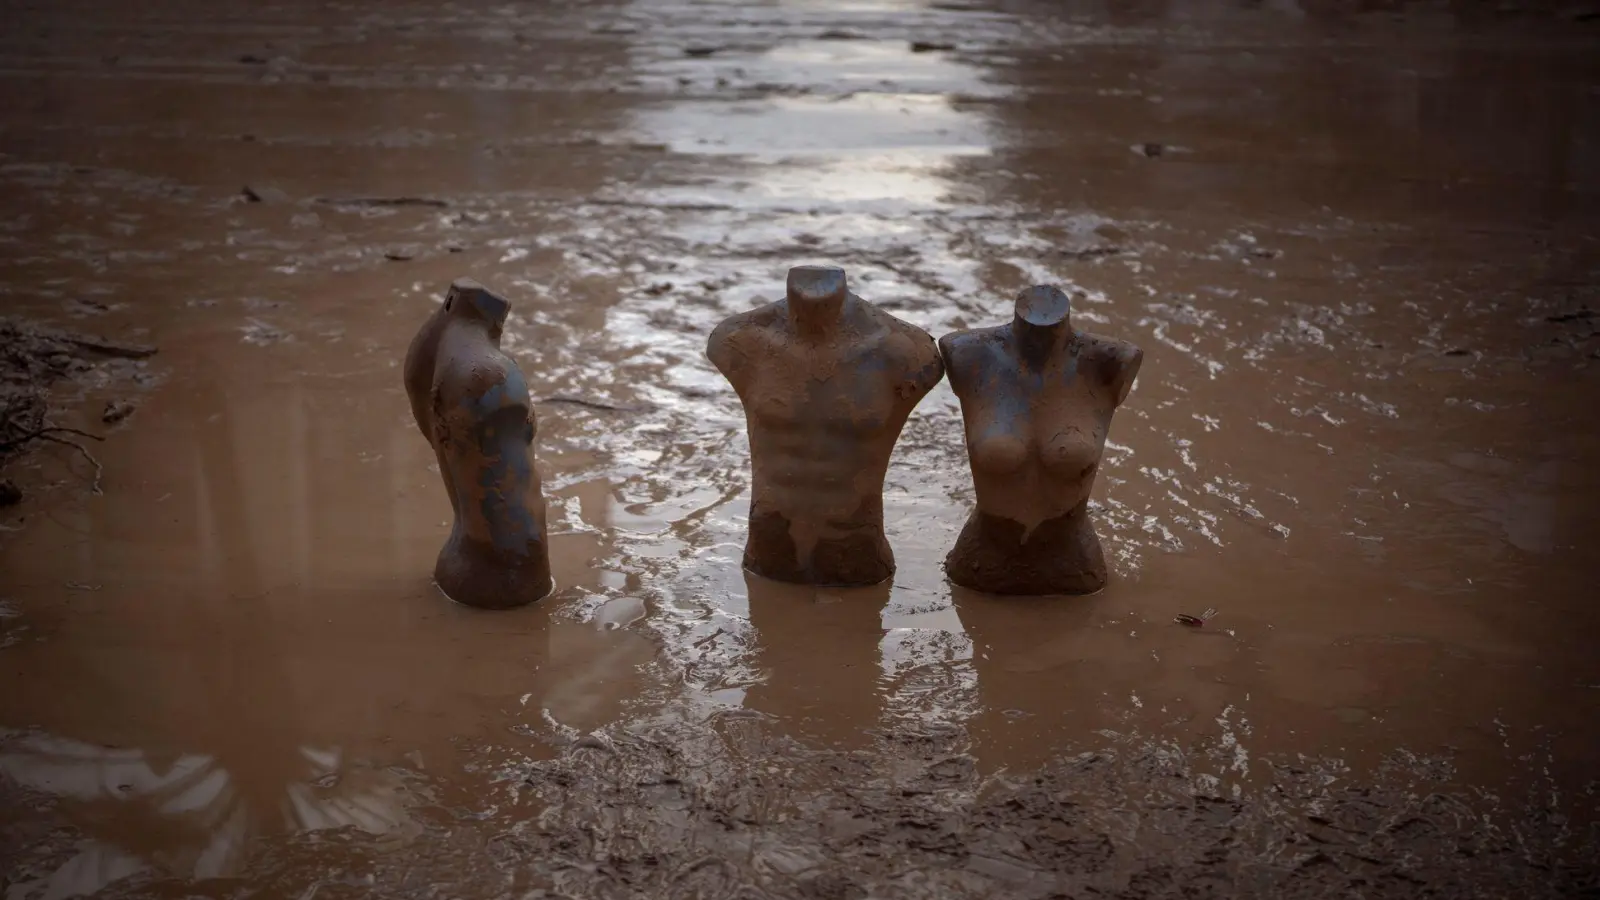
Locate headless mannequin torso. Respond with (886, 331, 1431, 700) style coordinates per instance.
(403, 279, 553, 608)
(707, 265, 945, 586)
(940, 285, 1143, 595)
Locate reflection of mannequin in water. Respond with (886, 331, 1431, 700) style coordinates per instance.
(739, 570, 889, 749)
(950, 585, 1099, 769)
(941, 285, 1142, 595)
(0, 372, 655, 896)
(0, 374, 411, 896)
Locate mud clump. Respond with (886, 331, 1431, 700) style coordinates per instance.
(100, 400, 136, 424)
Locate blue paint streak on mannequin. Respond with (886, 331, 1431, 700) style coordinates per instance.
(461, 365, 539, 556)
(479, 448, 537, 556)
(464, 366, 525, 419)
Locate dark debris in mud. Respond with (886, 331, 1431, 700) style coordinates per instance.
(312, 195, 451, 210)
(0, 319, 152, 490)
(1546, 308, 1594, 324)
(100, 400, 136, 425)
(1, 321, 91, 466)
(536, 395, 651, 414)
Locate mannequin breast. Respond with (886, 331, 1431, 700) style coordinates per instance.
(968, 418, 1104, 478)
(960, 371, 1110, 521)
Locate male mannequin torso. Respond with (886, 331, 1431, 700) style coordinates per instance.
(707, 265, 944, 586)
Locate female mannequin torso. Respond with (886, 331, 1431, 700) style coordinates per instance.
(940, 285, 1142, 595)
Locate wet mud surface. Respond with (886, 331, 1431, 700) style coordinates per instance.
(2, 0, 1599, 896)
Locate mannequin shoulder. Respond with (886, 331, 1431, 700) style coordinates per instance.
(1078, 332, 1143, 372)
(875, 313, 939, 362)
(706, 300, 786, 372)
(708, 300, 786, 345)
(872, 311, 944, 387)
(937, 327, 998, 365)
(1077, 331, 1144, 403)
(436, 346, 532, 418)
(938, 326, 1007, 391)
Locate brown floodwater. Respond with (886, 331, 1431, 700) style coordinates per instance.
(1, 0, 1598, 896)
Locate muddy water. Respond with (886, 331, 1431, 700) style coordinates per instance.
(2, 0, 1598, 896)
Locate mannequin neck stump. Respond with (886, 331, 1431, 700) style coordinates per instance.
(787, 264, 847, 340)
(446, 278, 511, 338)
(1012, 285, 1074, 368)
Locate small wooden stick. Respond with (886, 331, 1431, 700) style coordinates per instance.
(37, 434, 104, 495)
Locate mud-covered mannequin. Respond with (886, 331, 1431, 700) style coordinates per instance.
(403, 279, 552, 608)
(707, 265, 945, 586)
(940, 285, 1143, 595)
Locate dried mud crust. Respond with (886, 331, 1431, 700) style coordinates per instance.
(23, 722, 1591, 900)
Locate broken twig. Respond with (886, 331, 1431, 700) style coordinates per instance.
(0, 425, 105, 452)
(535, 395, 646, 413)
(314, 196, 449, 209)
(52, 333, 157, 360)
(37, 433, 104, 495)
(3, 425, 107, 495)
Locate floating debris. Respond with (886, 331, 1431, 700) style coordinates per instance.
(102, 400, 136, 424)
